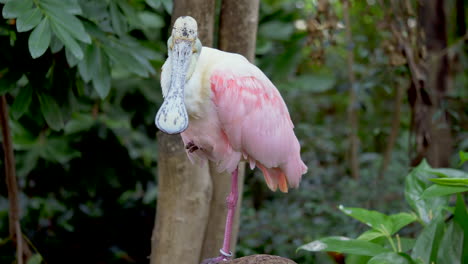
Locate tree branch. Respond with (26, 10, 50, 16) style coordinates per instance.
(0, 95, 31, 262)
(342, 0, 360, 179)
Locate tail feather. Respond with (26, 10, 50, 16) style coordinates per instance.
(257, 164, 289, 193)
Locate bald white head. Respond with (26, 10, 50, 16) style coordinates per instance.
(172, 16, 198, 41)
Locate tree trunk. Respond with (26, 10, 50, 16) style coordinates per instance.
(150, 133, 212, 264)
(411, 0, 452, 167)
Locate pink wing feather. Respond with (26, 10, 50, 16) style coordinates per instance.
(210, 66, 307, 192)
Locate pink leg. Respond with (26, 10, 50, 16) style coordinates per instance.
(220, 166, 239, 259)
(201, 167, 239, 264)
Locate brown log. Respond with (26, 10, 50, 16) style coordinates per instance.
(219, 255, 296, 264)
(150, 133, 213, 264)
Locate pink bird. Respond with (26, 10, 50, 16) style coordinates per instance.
(155, 16, 307, 263)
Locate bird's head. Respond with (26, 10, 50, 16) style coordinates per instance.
(155, 16, 202, 134)
(168, 16, 202, 81)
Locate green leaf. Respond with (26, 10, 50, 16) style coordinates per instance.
(10, 85, 33, 119)
(138, 11, 164, 29)
(368, 252, 414, 264)
(298, 237, 391, 256)
(41, 0, 82, 15)
(78, 44, 96, 82)
(389, 213, 418, 234)
(454, 194, 468, 264)
(42, 5, 91, 44)
(259, 21, 295, 40)
(146, 0, 161, 9)
(16, 7, 42, 32)
(357, 229, 385, 241)
(429, 178, 468, 187)
(405, 160, 449, 224)
(37, 92, 64, 131)
(49, 19, 83, 60)
(92, 47, 111, 98)
(26, 253, 42, 264)
(421, 184, 468, 198)
(338, 205, 393, 234)
(65, 48, 79, 67)
(424, 168, 468, 178)
(110, 2, 127, 35)
(161, 0, 173, 14)
(459, 151, 468, 165)
(436, 221, 463, 264)
(28, 18, 51, 59)
(2, 0, 32, 19)
(411, 215, 445, 264)
(64, 113, 95, 134)
(49, 35, 64, 53)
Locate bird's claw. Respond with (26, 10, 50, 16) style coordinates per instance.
(185, 141, 200, 153)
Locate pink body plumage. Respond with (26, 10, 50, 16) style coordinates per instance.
(163, 47, 307, 192)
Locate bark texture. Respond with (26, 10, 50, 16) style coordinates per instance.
(150, 133, 212, 264)
(218, 0, 260, 61)
(411, 0, 452, 167)
(0, 95, 31, 263)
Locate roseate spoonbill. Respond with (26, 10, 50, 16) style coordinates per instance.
(155, 16, 307, 262)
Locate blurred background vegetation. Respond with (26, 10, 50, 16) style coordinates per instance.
(0, 0, 466, 263)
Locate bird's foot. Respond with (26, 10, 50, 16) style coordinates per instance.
(185, 141, 200, 153)
(200, 249, 233, 264)
(200, 255, 230, 264)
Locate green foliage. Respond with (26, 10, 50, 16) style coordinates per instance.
(299, 160, 468, 264)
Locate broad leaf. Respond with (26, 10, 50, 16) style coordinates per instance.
(110, 2, 127, 35)
(92, 47, 111, 98)
(389, 212, 418, 234)
(454, 194, 468, 264)
(421, 185, 468, 198)
(49, 35, 64, 53)
(37, 92, 64, 131)
(50, 19, 83, 60)
(405, 160, 448, 224)
(41, 0, 82, 15)
(411, 215, 445, 264)
(424, 168, 468, 178)
(28, 18, 51, 59)
(299, 236, 391, 256)
(11, 85, 33, 119)
(16, 7, 42, 32)
(161, 0, 172, 14)
(357, 229, 385, 241)
(459, 151, 468, 166)
(429, 178, 468, 187)
(26, 254, 42, 264)
(2, 0, 32, 19)
(146, 0, 161, 9)
(368, 252, 414, 264)
(42, 5, 91, 44)
(436, 221, 463, 264)
(338, 205, 392, 234)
